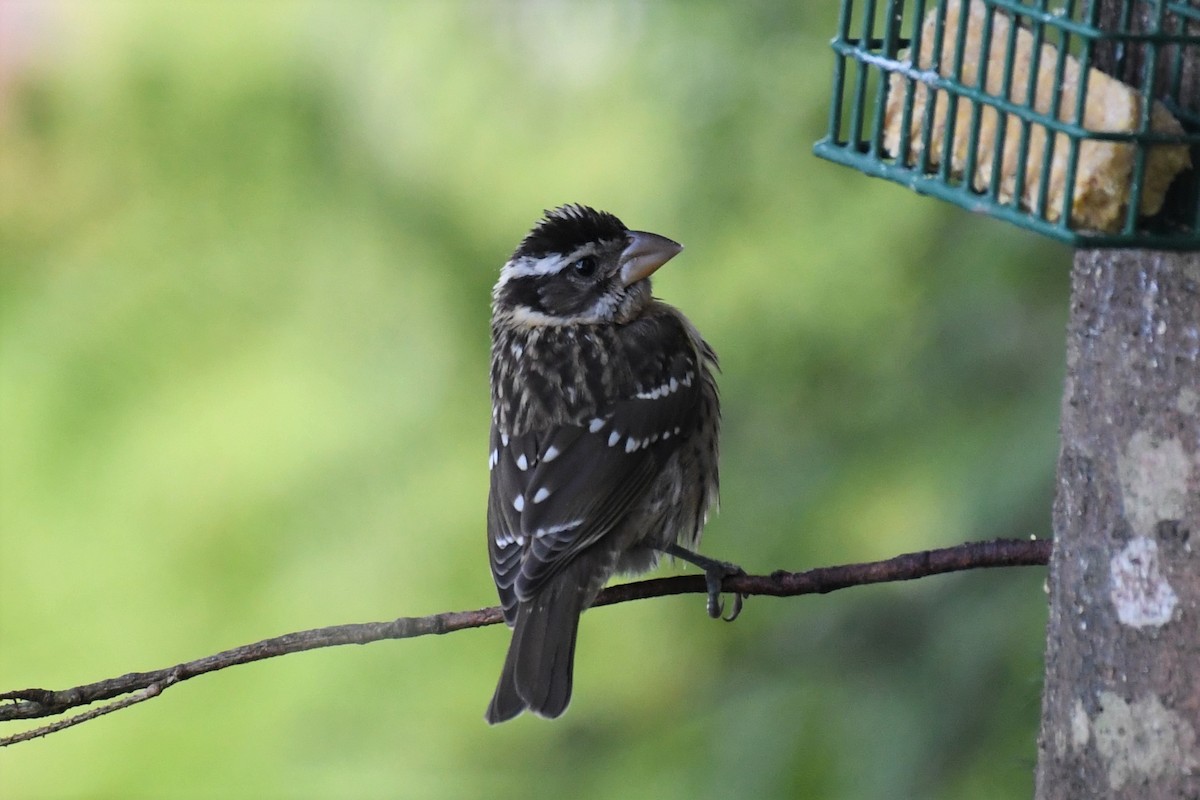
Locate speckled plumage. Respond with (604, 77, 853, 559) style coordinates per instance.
(485, 205, 719, 723)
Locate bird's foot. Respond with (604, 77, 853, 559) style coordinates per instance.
(664, 544, 747, 621)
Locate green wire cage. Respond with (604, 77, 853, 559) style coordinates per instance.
(814, 0, 1200, 248)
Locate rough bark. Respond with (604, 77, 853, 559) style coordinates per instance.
(1034, 0, 1200, 794)
(1034, 252, 1200, 798)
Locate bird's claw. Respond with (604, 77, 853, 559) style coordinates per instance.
(662, 544, 747, 621)
(702, 560, 746, 621)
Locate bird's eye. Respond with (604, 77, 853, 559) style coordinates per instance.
(572, 256, 598, 278)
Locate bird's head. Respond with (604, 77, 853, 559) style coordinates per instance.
(493, 204, 683, 327)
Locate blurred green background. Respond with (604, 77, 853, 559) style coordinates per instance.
(0, 1, 1069, 797)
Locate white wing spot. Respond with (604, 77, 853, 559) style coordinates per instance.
(543, 445, 560, 462)
(500, 433, 510, 447)
(489, 449, 498, 470)
(589, 417, 606, 433)
(674, 426, 682, 435)
(662, 430, 671, 440)
(669, 377, 679, 393)
(510, 342, 524, 359)
(516, 454, 529, 471)
(533, 487, 550, 503)
(625, 437, 639, 453)
(513, 495, 525, 512)
(515, 535, 525, 546)
(534, 519, 585, 538)
(608, 430, 621, 447)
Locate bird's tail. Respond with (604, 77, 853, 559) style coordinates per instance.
(485, 580, 587, 724)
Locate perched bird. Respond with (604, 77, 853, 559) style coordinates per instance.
(485, 203, 727, 724)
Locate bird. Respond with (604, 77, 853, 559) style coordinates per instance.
(485, 203, 730, 724)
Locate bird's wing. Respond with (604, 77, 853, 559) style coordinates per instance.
(487, 343, 704, 624)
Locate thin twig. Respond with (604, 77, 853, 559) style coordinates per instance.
(1, 677, 177, 747)
(0, 537, 1050, 743)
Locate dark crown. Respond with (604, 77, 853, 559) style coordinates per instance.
(513, 204, 628, 260)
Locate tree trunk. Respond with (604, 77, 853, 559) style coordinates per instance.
(1034, 0, 1200, 794)
(1033, 251, 1200, 799)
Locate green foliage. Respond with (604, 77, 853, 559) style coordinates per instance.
(0, 1, 1066, 797)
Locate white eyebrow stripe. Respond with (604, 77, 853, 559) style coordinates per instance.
(496, 241, 605, 286)
(497, 254, 568, 284)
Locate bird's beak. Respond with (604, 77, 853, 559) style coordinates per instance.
(619, 230, 683, 287)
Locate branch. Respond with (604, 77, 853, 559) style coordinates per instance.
(0, 537, 1050, 745)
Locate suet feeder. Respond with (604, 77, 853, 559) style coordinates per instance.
(814, 0, 1200, 248)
